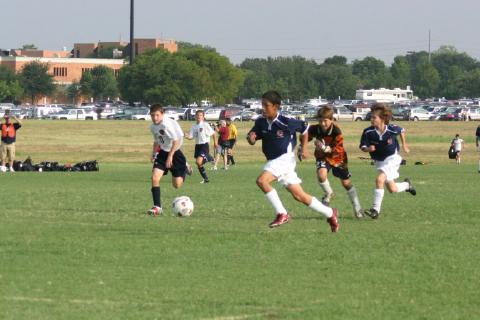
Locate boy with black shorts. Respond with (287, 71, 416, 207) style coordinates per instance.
(185, 110, 215, 183)
(308, 106, 363, 218)
(148, 104, 191, 216)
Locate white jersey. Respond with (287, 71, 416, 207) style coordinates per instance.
(189, 121, 215, 145)
(453, 138, 464, 152)
(150, 117, 184, 152)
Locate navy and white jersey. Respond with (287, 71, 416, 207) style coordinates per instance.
(249, 114, 308, 160)
(360, 124, 404, 161)
(151, 117, 184, 152)
(188, 121, 214, 145)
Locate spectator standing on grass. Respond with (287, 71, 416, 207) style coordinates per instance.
(212, 120, 229, 170)
(476, 125, 480, 173)
(451, 134, 464, 165)
(247, 90, 339, 232)
(0, 111, 22, 173)
(359, 103, 416, 219)
(226, 118, 238, 166)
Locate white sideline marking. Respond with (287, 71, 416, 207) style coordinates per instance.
(3, 296, 156, 307)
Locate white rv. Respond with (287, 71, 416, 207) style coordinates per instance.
(356, 87, 414, 103)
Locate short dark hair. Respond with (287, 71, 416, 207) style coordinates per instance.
(195, 110, 204, 116)
(150, 104, 164, 113)
(262, 90, 282, 106)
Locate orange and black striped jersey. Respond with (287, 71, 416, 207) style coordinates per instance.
(308, 123, 348, 167)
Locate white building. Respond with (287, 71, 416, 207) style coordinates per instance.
(356, 86, 414, 103)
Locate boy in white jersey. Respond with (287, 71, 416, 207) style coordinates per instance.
(148, 104, 191, 216)
(185, 110, 215, 183)
(451, 134, 464, 165)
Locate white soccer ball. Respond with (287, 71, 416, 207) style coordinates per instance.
(172, 196, 194, 217)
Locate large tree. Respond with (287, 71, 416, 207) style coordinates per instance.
(0, 66, 23, 103)
(352, 56, 390, 89)
(81, 65, 119, 101)
(118, 49, 206, 105)
(411, 57, 440, 98)
(179, 46, 244, 104)
(316, 63, 359, 99)
(19, 61, 55, 103)
(390, 56, 411, 89)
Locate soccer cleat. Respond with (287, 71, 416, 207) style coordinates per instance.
(147, 206, 163, 216)
(364, 208, 379, 219)
(211, 166, 218, 171)
(185, 163, 193, 176)
(9, 167, 15, 172)
(321, 193, 333, 206)
(200, 179, 209, 184)
(354, 208, 365, 219)
(404, 178, 416, 196)
(269, 213, 289, 228)
(327, 208, 340, 232)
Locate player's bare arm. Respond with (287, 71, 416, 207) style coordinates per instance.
(400, 131, 410, 154)
(299, 132, 309, 159)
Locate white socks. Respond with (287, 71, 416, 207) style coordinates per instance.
(319, 180, 333, 197)
(309, 197, 333, 218)
(373, 189, 385, 212)
(265, 189, 287, 214)
(394, 182, 409, 193)
(347, 186, 362, 212)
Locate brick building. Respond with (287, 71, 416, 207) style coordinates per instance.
(0, 56, 125, 104)
(73, 38, 177, 58)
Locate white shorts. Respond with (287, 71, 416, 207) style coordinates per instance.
(263, 152, 302, 187)
(375, 153, 402, 182)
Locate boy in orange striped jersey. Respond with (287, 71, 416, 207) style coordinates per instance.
(307, 106, 363, 218)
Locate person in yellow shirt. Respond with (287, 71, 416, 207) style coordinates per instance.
(226, 118, 238, 165)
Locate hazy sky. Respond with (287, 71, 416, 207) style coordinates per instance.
(2, 0, 479, 65)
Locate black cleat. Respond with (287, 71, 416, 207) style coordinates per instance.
(404, 178, 416, 196)
(364, 208, 379, 219)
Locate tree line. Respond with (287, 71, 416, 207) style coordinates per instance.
(1, 44, 480, 105)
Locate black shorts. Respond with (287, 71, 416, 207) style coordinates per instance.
(316, 160, 351, 180)
(153, 149, 187, 178)
(194, 143, 213, 162)
(228, 139, 236, 148)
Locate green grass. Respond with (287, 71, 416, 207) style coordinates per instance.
(1, 120, 480, 319)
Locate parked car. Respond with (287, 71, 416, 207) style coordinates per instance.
(204, 108, 223, 121)
(131, 107, 151, 120)
(231, 110, 260, 121)
(404, 107, 432, 121)
(467, 107, 480, 120)
(51, 108, 97, 120)
(439, 108, 463, 121)
(220, 108, 242, 120)
(333, 106, 353, 121)
(164, 108, 180, 121)
(430, 106, 459, 121)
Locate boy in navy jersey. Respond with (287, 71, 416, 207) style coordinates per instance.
(247, 91, 339, 232)
(360, 103, 416, 219)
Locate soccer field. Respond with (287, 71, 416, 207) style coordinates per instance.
(1, 121, 480, 319)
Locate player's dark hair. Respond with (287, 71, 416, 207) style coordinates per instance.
(262, 90, 282, 106)
(371, 103, 392, 124)
(195, 110, 204, 116)
(317, 105, 334, 120)
(150, 104, 164, 113)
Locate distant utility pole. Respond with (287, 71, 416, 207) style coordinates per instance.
(428, 29, 431, 63)
(129, 0, 135, 65)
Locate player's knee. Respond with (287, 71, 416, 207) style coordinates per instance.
(256, 177, 269, 190)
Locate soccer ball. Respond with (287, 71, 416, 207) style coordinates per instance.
(172, 196, 194, 217)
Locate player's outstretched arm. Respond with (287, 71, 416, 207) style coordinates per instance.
(400, 131, 410, 154)
(299, 133, 309, 159)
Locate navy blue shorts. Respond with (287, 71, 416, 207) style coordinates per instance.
(153, 149, 187, 178)
(194, 143, 213, 162)
(316, 160, 351, 180)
